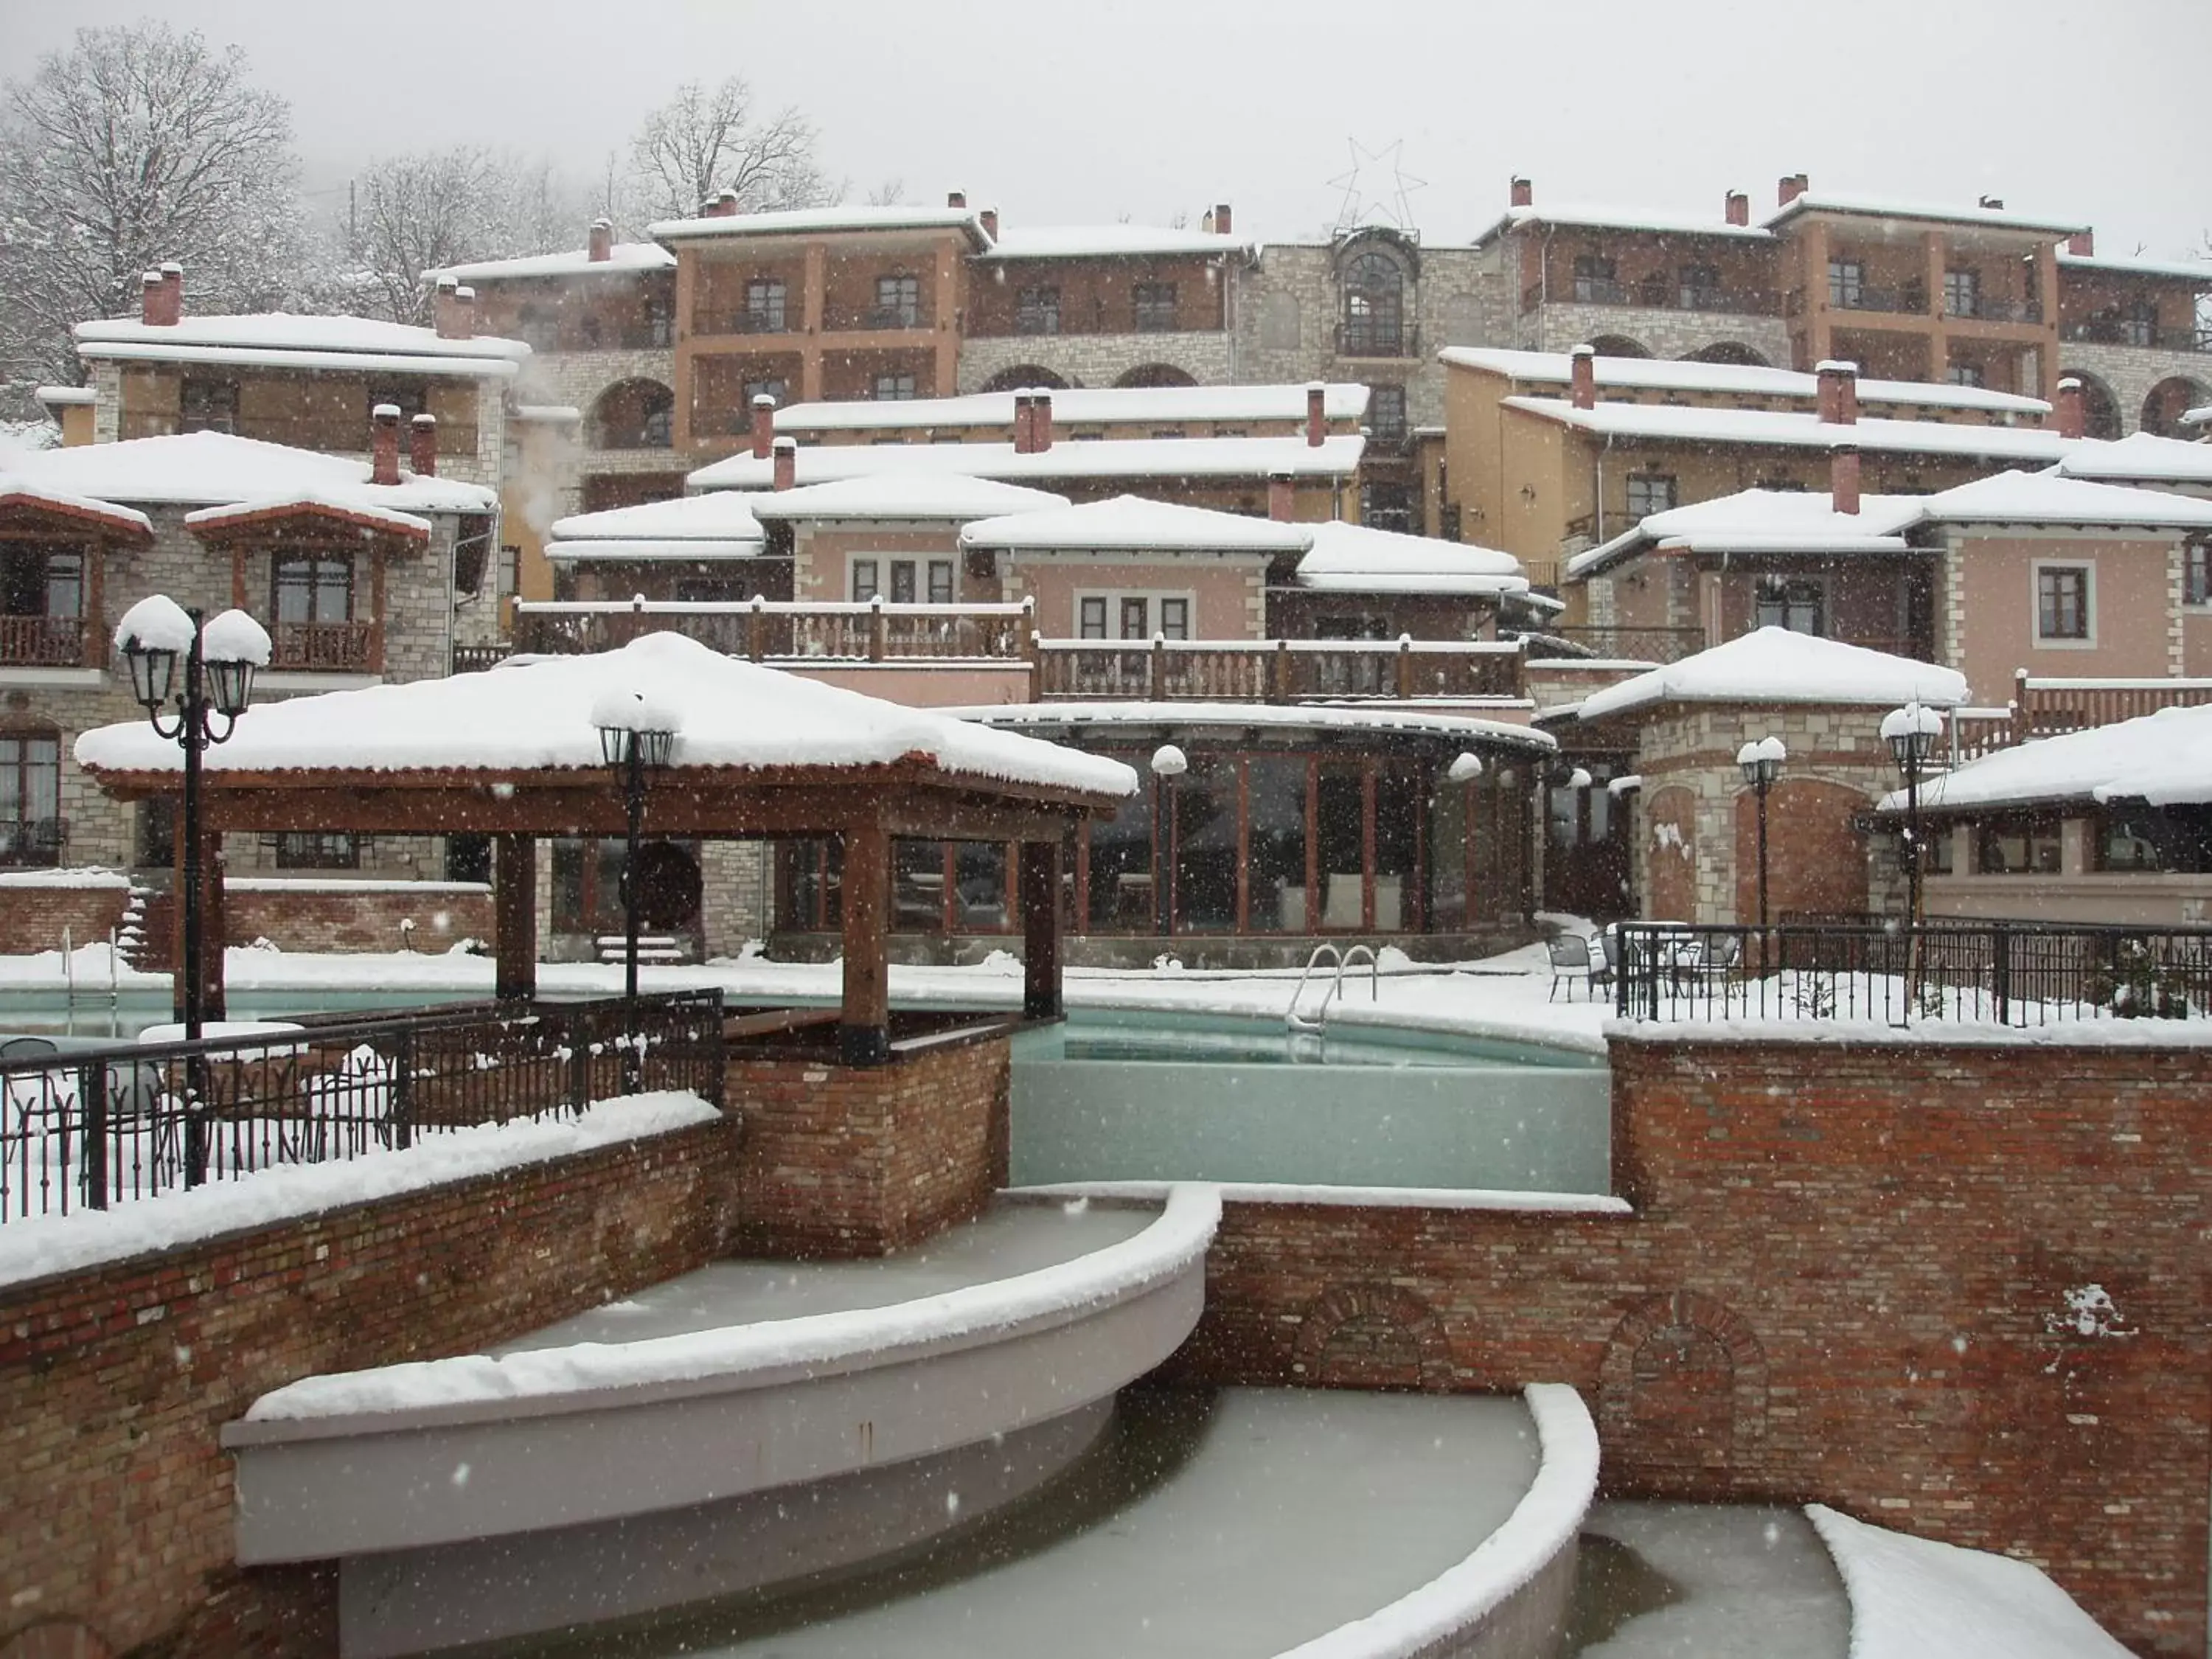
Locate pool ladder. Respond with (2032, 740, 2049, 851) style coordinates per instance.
(1286, 943, 1377, 1036)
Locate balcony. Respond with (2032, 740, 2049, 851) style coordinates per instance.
(1521, 282, 1779, 318)
(1335, 323, 1419, 361)
(1944, 295, 2043, 324)
(512, 599, 1033, 664)
(826, 306, 928, 334)
(1829, 285, 1918, 316)
(0, 614, 90, 669)
(1034, 637, 1523, 703)
(271, 620, 376, 673)
(2061, 319, 2212, 354)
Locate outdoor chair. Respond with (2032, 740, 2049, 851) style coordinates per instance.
(1548, 933, 1601, 1001)
(1669, 933, 1742, 988)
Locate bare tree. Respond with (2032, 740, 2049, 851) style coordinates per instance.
(0, 22, 303, 392)
(339, 148, 585, 324)
(629, 77, 830, 221)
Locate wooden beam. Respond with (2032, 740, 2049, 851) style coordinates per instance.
(840, 822, 891, 1065)
(493, 833, 537, 1001)
(1020, 838, 1062, 1021)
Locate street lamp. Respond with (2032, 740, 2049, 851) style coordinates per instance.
(1881, 702, 1942, 926)
(1736, 737, 1787, 931)
(1447, 751, 1484, 785)
(117, 597, 269, 1188)
(1150, 743, 1187, 937)
(592, 688, 680, 1084)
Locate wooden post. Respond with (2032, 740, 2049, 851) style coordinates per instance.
(494, 833, 538, 1001)
(2012, 667, 2031, 746)
(1020, 838, 1062, 1020)
(1271, 637, 1290, 703)
(869, 597, 887, 662)
(839, 821, 891, 1065)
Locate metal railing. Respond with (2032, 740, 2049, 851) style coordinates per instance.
(0, 818, 66, 867)
(1523, 283, 1781, 318)
(1829, 285, 1916, 315)
(1033, 636, 1526, 702)
(1612, 920, 2212, 1027)
(513, 597, 1035, 664)
(1336, 322, 1418, 359)
(451, 643, 512, 675)
(1944, 294, 2042, 324)
(271, 619, 376, 672)
(2060, 319, 2212, 353)
(0, 615, 88, 668)
(0, 991, 726, 1223)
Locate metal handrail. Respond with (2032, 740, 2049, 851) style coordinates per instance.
(1286, 942, 1380, 1034)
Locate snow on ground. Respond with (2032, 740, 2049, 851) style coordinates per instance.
(1565, 1503, 1848, 1658)
(1806, 1505, 2130, 1659)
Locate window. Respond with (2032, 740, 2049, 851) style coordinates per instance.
(1133, 282, 1177, 332)
(1571, 254, 1619, 305)
(1827, 259, 1865, 307)
(1368, 384, 1408, 442)
(1078, 591, 1192, 640)
(1079, 597, 1107, 639)
(515, 305, 557, 350)
(445, 833, 493, 884)
(2096, 811, 2211, 874)
(1624, 473, 1678, 517)
(927, 560, 953, 605)
(1342, 251, 1405, 355)
(850, 559, 878, 602)
(2187, 542, 2211, 607)
(852, 557, 953, 603)
(1946, 361, 1986, 388)
(0, 730, 62, 867)
(742, 376, 788, 415)
(2037, 564, 2091, 642)
(745, 279, 786, 333)
(872, 373, 917, 401)
(276, 832, 361, 870)
(1120, 597, 1150, 639)
(1942, 269, 1980, 318)
(1360, 481, 1416, 533)
(579, 315, 603, 349)
(874, 274, 920, 327)
(1754, 577, 1826, 635)
(643, 295, 674, 347)
(274, 554, 353, 624)
(1976, 818, 2061, 875)
(1016, 285, 1060, 335)
(0, 546, 83, 622)
(1158, 597, 1189, 639)
(2124, 301, 2158, 349)
(1754, 476, 1810, 493)
(1678, 263, 1722, 309)
(179, 378, 238, 434)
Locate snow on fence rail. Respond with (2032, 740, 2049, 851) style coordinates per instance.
(0, 992, 725, 1223)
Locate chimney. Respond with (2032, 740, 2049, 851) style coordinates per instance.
(980, 206, 999, 240)
(772, 436, 796, 491)
(1569, 344, 1596, 411)
(2055, 375, 2085, 441)
(408, 413, 437, 477)
(1509, 175, 1533, 209)
(588, 218, 613, 262)
(434, 276, 475, 340)
(1031, 391, 1054, 452)
(705, 190, 739, 218)
(1267, 471, 1295, 523)
(1816, 358, 1859, 425)
(1830, 443, 1861, 516)
(947, 189, 967, 209)
(751, 392, 776, 459)
(1725, 190, 1750, 227)
(2067, 229, 2094, 257)
(371, 404, 402, 486)
(1010, 392, 1030, 454)
(1978, 195, 2005, 212)
(1778, 173, 1809, 206)
(1211, 202, 1232, 236)
(139, 268, 181, 327)
(1306, 382, 1327, 447)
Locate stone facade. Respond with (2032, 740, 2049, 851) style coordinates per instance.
(954, 330, 1234, 394)
(1519, 298, 1792, 366)
(2055, 341, 2212, 438)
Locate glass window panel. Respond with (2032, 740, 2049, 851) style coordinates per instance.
(889, 560, 917, 603)
(1085, 762, 1153, 931)
(893, 839, 947, 933)
(1245, 756, 1309, 933)
(1079, 597, 1107, 639)
(1172, 755, 1237, 933)
(1430, 768, 1470, 933)
(1158, 598, 1189, 640)
(1315, 761, 1366, 929)
(1119, 597, 1150, 639)
(927, 560, 954, 605)
(953, 842, 1009, 931)
(1374, 766, 1421, 931)
(851, 559, 878, 601)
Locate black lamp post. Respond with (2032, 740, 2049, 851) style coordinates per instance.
(1150, 743, 1187, 938)
(1882, 702, 1941, 927)
(118, 598, 266, 1188)
(1737, 736, 1786, 975)
(594, 694, 678, 1085)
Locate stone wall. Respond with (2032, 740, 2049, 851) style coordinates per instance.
(0, 875, 132, 954)
(955, 330, 1234, 393)
(1520, 298, 1792, 366)
(0, 1114, 738, 1659)
(1167, 1032, 2212, 1657)
(223, 880, 494, 955)
(2056, 342, 2212, 437)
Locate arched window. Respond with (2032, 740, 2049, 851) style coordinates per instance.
(0, 726, 63, 866)
(1342, 251, 1405, 357)
(2142, 376, 2211, 438)
(979, 366, 1070, 393)
(1115, 364, 1197, 389)
(2062, 370, 2124, 441)
(591, 380, 676, 450)
(1588, 335, 1652, 360)
(1687, 341, 1770, 367)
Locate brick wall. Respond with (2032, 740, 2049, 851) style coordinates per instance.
(223, 883, 495, 955)
(1166, 1034, 2212, 1657)
(725, 1033, 1009, 1259)
(0, 880, 131, 953)
(0, 1115, 738, 1658)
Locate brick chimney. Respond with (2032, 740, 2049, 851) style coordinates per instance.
(434, 276, 475, 340)
(751, 393, 776, 459)
(1816, 359, 1859, 425)
(947, 189, 967, 209)
(2055, 375, 2085, 441)
(1830, 442, 1860, 516)
(1012, 393, 1033, 455)
(1267, 471, 1295, 523)
(1725, 190, 1749, 227)
(1778, 173, 1810, 207)
(772, 436, 797, 490)
(1211, 202, 1232, 236)
(588, 219, 613, 262)
(371, 404, 402, 486)
(1509, 176, 1533, 209)
(2067, 229, 2095, 257)
(140, 266, 183, 327)
(408, 413, 437, 476)
(1030, 391, 1054, 453)
(1306, 382, 1327, 447)
(1569, 344, 1596, 411)
(705, 191, 739, 219)
(980, 206, 999, 240)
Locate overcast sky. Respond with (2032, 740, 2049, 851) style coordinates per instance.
(4, 0, 2207, 256)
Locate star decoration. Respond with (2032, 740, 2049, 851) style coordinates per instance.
(1326, 138, 1428, 237)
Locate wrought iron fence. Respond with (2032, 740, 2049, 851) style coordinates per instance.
(0, 991, 726, 1224)
(1612, 920, 2212, 1027)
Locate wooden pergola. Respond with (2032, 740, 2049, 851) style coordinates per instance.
(85, 756, 1124, 1066)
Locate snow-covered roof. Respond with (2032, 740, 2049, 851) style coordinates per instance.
(976, 225, 1253, 262)
(1472, 202, 1775, 246)
(182, 493, 432, 542)
(2056, 431, 2212, 486)
(1569, 491, 1924, 578)
(428, 244, 676, 284)
(1441, 347, 2050, 417)
(1916, 469, 2212, 529)
(1764, 193, 2086, 237)
(1882, 700, 2212, 814)
(774, 383, 1370, 434)
(689, 434, 1365, 492)
(1293, 521, 1527, 597)
(33, 385, 95, 408)
(959, 494, 1313, 554)
(549, 493, 765, 544)
(75, 632, 1136, 799)
(746, 474, 1069, 523)
(74, 313, 530, 378)
(1576, 628, 1969, 723)
(0, 431, 496, 515)
(1502, 397, 2074, 463)
(0, 482, 154, 539)
(2056, 249, 2212, 284)
(650, 204, 990, 248)
(947, 700, 1556, 753)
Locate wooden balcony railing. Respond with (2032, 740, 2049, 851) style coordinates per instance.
(270, 620, 377, 673)
(512, 599, 1034, 664)
(1946, 672, 2212, 766)
(0, 614, 89, 668)
(1033, 637, 1525, 703)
